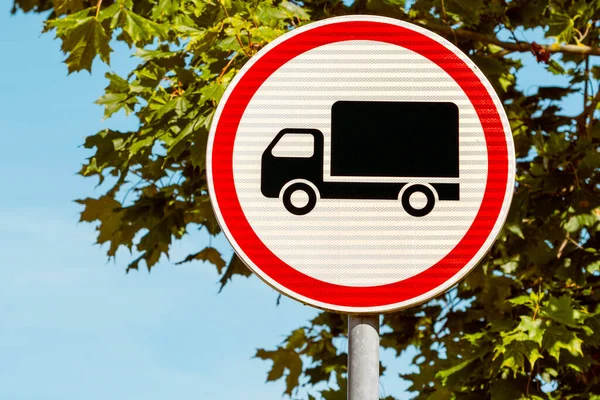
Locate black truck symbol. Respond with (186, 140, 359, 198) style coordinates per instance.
(261, 101, 460, 217)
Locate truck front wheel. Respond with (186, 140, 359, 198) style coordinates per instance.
(401, 184, 435, 217)
(282, 182, 317, 216)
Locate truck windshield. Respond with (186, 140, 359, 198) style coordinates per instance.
(271, 133, 314, 158)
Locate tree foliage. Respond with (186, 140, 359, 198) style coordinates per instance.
(12, 0, 600, 398)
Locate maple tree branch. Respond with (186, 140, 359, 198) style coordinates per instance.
(557, 237, 569, 259)
(129, 169, 162, 189)
(95, 0, 103, 18)
(526, 365, 534, 396)
(490, 49, 515, 58)
(585, 54, 590, 110)
(439, 0, 457, 45)
(568, 235, 585, 250)
(575, 23, 592, 44)
(218, 52, 238, 83)
(218, 0, 251, 57)
(425, 24, 600, 56)
(122, 177, 145, 205)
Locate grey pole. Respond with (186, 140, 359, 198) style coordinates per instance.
(348, 315, 379, 400)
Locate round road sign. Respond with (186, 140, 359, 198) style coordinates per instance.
(207, 15, 515, 314)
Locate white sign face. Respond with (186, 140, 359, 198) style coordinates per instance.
(207, 16, 515, 314)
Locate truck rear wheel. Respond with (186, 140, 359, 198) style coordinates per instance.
(402, 184, 435, 217)
(282, 182, 317, 216)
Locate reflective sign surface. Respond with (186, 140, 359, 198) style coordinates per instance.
(207, 16, 516, 313)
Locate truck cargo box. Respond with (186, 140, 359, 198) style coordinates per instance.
(330, 101, 459, 178)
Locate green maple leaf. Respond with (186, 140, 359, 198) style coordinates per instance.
(547, 11, 575, 43)
(151, 0, 181, 19)
(49, 13, 112, 73)
(176, 247, 226, 272)
(503, 316, 546, 346)
(116, 10, 168, 45)
(280, 1, 310, 20)
(255, 348, 302, 396)
(435, 356, 479, 385)
(219, 254, 252, 291)
(446, 0, 486, 26)
(101, 3, 169, 48)
(543, 324, 584, 361)
(95, 93, 130, 118)
(54, 0, 85, 14)
(496, 339, 543, 375)
(77, 195, 134, 257)
(541, 295, 584, 327)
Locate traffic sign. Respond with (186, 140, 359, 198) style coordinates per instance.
(207, 15, 515, 314)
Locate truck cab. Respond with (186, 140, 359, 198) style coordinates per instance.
(261, 128, 324, 201)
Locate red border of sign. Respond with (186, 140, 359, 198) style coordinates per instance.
(211, 20, 509, 309)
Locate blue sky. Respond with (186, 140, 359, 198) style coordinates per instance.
(0, 6, 588, 400)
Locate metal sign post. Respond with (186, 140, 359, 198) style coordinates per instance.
(206, 15, 516, 399)
(348, 315, 380, 400)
